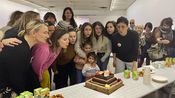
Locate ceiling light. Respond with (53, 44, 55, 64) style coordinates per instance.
(33, 9, 39, 12)
(110, 0, 117, 11)
(99, 6, 108, 9)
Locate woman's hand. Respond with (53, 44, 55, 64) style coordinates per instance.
(157, 37, 170, 45)
(156, 37, 163, 44)
(2, 38, 22, 47)
(0, 41, 4, 52)
(77, 59, 86, 65)
(101, 57, 106, 62)
(161, 39, 170, 44)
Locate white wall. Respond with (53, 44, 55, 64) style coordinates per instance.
(127, 0, 175, 28)
(88, 15, 123, 26)
(74, 10, 126, 25)
(3, 0, 175, 29)
(0, 0, 126, 27)
(0, 0, 34, 28)
(40, 9, 126, 26)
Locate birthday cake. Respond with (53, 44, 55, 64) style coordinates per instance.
(85, 70, 124, 95)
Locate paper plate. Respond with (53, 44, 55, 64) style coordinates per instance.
(152, 75, 168, 83)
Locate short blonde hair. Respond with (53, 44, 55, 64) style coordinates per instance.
(18, 20, 47, 36)
(135, 25, 144, 33)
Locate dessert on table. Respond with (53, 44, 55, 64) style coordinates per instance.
(85, 70, 124, 95)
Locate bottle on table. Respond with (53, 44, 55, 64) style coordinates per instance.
(143, 66, 151, 85)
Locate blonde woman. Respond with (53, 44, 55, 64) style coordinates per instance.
(0, 11, 23, 37)
(0, 20, 49, 94)
(4, 11, 40, 38)
(1, 11, 40, 47)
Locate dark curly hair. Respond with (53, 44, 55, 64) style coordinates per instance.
(116, 16, 129, 26)
(87, 52, 97, 62)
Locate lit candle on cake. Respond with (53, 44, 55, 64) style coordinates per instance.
(104, 70, 110, 77)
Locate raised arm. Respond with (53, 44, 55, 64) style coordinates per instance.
(74, 31, 86, 58)
(101, 38, 112, 62)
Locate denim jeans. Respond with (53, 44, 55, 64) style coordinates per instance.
(166, 47, 175, 57)
(76, 69, 85, 83)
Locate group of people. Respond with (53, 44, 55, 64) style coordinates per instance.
(133, 18, 175, 67)
(0, 6, 175, 96)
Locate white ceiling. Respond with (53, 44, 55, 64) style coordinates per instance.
(9, 0, 136, 11)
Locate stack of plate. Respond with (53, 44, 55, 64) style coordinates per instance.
(152, 75, 168, 83)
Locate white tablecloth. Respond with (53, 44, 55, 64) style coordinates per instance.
(50, 67, 175, 98)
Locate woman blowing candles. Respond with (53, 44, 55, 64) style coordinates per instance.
(32, 29, 70, 88)
(0, 20, 49, 94)
(53, 28, 77, 89)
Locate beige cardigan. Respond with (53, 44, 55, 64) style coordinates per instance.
(92, 35, 111, 61)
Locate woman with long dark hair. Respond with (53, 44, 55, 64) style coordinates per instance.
(32, 29, 70, 88)
(53, 28, 77, 89)
(57, 7, 77, 29)
(75, 22, 93, 58)
(104, 21, 117, 39)
(61, 7, 77, 28)
(92, 21, 111, 71)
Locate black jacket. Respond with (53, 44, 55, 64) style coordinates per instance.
(0, 37, 40, 94)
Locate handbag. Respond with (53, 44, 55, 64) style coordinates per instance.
(147, 43, 167, 60)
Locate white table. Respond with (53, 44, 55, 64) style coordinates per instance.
(50, 67, 175, 98)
